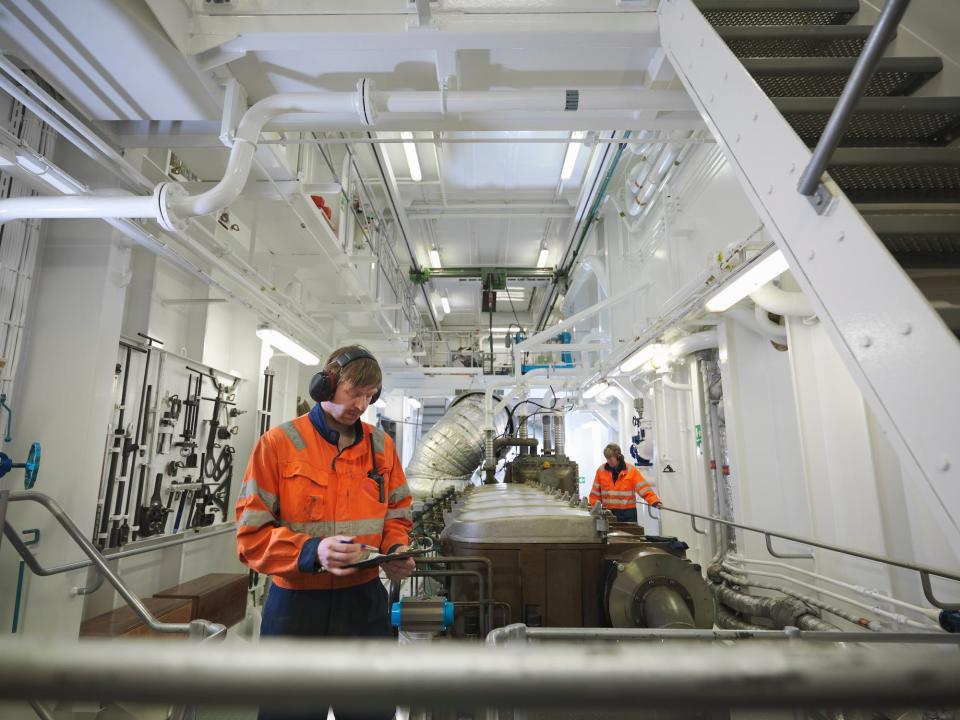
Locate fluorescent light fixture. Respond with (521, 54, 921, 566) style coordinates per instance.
(255, 328, 320, 366)
(560, 131, 587, 181)
(441, 295, 451, 314)
(537, 247, 550, 268)
(620, 342, 662, 373)
(582, 381, 608, 399)
(705, 250, 790, 313)
(400, 131, 422, 182)
(16, 153, 47, 175)
(429, 247, 442, 268)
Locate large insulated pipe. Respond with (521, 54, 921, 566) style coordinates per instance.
(405, 394, 506, 498)
(553, 413, 565, 457)
(542, 415, 554, 456)
(517, 412, 528, 455)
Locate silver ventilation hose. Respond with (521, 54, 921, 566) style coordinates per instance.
(518, 412, 528, 455)
(405, 394, 507, 498)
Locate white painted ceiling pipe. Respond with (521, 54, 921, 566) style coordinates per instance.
(749, 282, 814, 317)
(0, 82, 692, 229)
(0, 193, 158, 223)
(669, 330, 718, 358)
(753, 303, 788, 342)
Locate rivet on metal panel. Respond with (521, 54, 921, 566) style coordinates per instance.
(723, 72, 728, 81)
(807, 251, 815, 261)
(789, 164, 796, 175)
(709, 94, 715, 103)
(837, 233, 845, 243)
(938, 458, 951, 472)
(617, 563, 625, 573)
(900, 323, 913, 336)
(859, 336, 872, 349)
(752, 112, 758, 122)
(735, 134, 741, 144)
(767, 185, 774, 195)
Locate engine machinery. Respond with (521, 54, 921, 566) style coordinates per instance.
(414, 482, 715, 637)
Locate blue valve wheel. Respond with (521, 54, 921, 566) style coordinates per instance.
(24, 442, 40, 489)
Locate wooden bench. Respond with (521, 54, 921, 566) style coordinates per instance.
(153, 572, 247, 628)
(79, 597, 192, 639)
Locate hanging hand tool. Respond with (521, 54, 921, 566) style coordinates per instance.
(112, 344, 153, 549)
(138, 473, 170, 539)
(98, 347, 133, 549)
(156, 394, 181, 455)
(128, 383, 152, 542)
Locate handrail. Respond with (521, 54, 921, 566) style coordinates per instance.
(642, 502, 960, 611)
(486, 623, 960, 646)
(3, 491, 226, 638)
(74, 522, 237, 594)
(797, 0, 912, 210)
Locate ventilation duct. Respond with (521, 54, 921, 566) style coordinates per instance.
(406, 393, 507, 498)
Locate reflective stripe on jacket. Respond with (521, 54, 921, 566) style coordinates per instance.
(588, 463, 659, 510)
(236, 413, 412, 590)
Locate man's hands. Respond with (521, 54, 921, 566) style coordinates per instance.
(653, 501, 663, 508)
(382, 545, 416, 583)
(316, 535, 364, 576)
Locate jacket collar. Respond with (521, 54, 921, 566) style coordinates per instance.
(308, 403, 363, 448)
(605, 459, 627, 477)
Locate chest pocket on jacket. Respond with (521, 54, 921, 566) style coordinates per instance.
(281, 459, 328, 521)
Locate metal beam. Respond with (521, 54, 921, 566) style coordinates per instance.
(427, 268, 554, 280)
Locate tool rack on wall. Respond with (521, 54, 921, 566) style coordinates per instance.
(93, 333, 244, 550)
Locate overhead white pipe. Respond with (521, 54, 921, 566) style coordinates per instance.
(669, 330, 718, 358)
(514, 277, 651, 377)
(749, 282, 814, 317)
(0, 82, 691, 228)
(726, 306, 787, 344)
(660, 375, 692, 392)
(753, 303, 788, 342)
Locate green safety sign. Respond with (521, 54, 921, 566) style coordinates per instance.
(695, 424, 702, 450)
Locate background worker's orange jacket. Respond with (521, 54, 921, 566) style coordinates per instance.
(236, 413, 412, 590)
(589, 463, 660, 510)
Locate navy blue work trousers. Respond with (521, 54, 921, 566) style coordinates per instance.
(258, 579, 394, 720)
(611, 507, 639, 524)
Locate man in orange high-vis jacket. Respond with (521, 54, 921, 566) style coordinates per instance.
(589, 442, 662, 524)
(237, 345, 413, 720)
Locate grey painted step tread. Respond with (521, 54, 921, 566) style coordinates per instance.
(828, 148, 960, 203)
(744, 57, 942, 97)
(717, 25, 876, 58)
(863, 213, 960, 268)
(695, 0, 859, 27)
(772, 96, 960, 146)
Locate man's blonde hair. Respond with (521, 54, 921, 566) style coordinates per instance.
(325, 345, 382, 389)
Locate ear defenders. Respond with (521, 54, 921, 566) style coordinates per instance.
(309, 347, 382, 405)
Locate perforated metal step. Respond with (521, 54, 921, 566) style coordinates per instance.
(744, 57, 942, 97)
(773, 96, 960, 147)
(863, 213, 960, 267)
(694, 0, 859, 27)
(828, 148, 960, 203)
(717, 25, 874, 58)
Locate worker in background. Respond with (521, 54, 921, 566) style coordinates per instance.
(589, 442, 662, 523)
(237, 345, 414, 720)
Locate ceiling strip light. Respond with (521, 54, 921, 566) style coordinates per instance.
(582, 380, 608, 399)
(400, 131, 422, 182)
(441, 295, 451, 313)
(537, 248, 550, 268)
(560, 131, 587, 181)
(705, 250, 790, 313)
(429, 247, 442, 268)
(256, 328, 320, 366)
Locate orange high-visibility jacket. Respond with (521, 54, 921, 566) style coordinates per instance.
(589, 463, 660, 510)
(236, 413, 412, 590)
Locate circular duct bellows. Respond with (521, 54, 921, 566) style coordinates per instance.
(607, 548, 715, 629)
(405, 393, 506, 499)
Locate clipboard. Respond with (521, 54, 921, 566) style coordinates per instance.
(344, 546, 432, 569)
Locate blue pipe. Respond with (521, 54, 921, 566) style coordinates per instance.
(12, 528, 40, 633)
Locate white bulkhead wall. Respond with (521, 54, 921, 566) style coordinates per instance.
(591, 140, 960, 611)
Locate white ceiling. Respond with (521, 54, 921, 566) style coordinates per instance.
(1, 0, 694, 355)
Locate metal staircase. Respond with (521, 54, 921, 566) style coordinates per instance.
(660, 0, 960, 545)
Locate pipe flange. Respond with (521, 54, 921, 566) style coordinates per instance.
(156, 182, 190, 233)
(355, 78, 376, 127)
